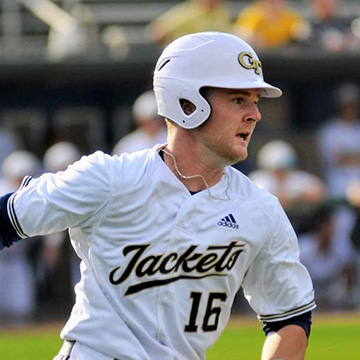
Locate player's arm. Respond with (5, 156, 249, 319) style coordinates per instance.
(242, 196, 316, 360)
(0, 151, 114, 251)
(261, 311, 311, 360)
(261, 325, 307, 360)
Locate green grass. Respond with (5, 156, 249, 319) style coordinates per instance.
(207, 313, 360, 360)
(0, 313, 359, 359)
(207, 324, 263, 359)
(0, 329, 63, 359)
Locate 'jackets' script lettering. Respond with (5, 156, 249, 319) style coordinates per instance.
(109, 241, 245, 295)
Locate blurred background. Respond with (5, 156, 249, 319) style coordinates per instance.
(0, 0, 360, 325)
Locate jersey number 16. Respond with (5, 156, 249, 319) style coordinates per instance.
(184, 291, 227, 332)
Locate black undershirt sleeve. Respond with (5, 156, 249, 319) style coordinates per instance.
(0, 193, 22, 250)
(262, 311, 312, 338)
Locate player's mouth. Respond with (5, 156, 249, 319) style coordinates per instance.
(237, 132, 250, 143)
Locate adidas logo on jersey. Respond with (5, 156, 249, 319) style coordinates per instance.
(217, 214, 239, 229)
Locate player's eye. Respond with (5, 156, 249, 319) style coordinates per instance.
(232, 98, 244, 104)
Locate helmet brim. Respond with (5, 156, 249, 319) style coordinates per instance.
(251, 80, 282, 98)
(202, 79, 282, 98)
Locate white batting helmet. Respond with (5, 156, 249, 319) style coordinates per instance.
(153, 31, 282, 129)
(257, 140, 297, 171)
(132, 90, 159, 122)
(43, 141, 81, 173)
(2, 151, 42, 181)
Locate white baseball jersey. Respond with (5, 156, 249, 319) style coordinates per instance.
(8, 145, 316, 360)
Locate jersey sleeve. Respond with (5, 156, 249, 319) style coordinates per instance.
(242, 198, 316, 322)
(8, 151, 114, 238)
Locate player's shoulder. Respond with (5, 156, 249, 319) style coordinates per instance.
(77, 147, 154, 167)
(111, 146, 163, 193)
(69, 147, 156, 188)
(113, 146, 156, 167)
(227, 166, 281, 213)
(73, 150, 115, 172)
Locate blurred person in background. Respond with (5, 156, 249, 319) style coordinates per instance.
(147, 0, 232, 46)
(248, 139, 326, 233)
(112, 90, 167, 155)
(249, 139, 325, 209)
(0, 151, 41, 323)
(344, 180, 360, 310)
(317, 82, 360, 310)
(299, 204, 357, 310)
(47, 1, 99, 61)
(305, 0, 360, 52)
(233, 0, 309, 50)
(39, 141, 82, 319)
(0, 125, 20, 178)
(318, 82, 360, 198)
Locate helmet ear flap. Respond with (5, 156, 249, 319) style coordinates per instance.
(154, 78, 211, 129)
(179, 98, 196, 116)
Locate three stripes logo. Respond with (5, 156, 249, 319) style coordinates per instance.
(217, 214, 239, 229)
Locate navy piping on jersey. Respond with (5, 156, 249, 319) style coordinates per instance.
(0, 193, 22, 250)
(263, 310, 313, 338)
(158, 150, 198, 195)
(0, 175, 33, 250)
(258, 299, 316, 322)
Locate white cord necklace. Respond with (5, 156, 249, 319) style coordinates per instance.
(161, 147, 230, 201)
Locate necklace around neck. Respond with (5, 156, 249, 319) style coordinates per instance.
(161, 147, 230, 201)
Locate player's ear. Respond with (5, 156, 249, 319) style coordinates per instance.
(180, 99, 196, 115)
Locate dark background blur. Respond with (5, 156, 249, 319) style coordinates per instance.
(0, 0, 358, 176)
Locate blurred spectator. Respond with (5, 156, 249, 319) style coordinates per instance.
(347, 180, 360, 309)
(318, 82, 360, 198)
(233, 0, 309, 50)
(39, 141, 82, 319)
(43, 141, 82, 173)
(249, 139, 325, 209)
(100, 25, 129, 60)
(0, 151, 41, 323)
(47, 1, 99, 61)
(0, 126, 20, 178)
(299, 204, 357, 310)
(317, 83, 360, 310)
(305, 0, 360, 52)
(147, 0, 232, 46)
(112, 90, 167, 155)
(248, 139, 325, 233)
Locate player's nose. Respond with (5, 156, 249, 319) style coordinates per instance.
(244, 103, 262, 123)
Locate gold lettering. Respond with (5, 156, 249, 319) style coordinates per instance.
(238, 52, 262, 75)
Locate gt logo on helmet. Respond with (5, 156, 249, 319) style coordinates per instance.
(238, 52, 262, 75)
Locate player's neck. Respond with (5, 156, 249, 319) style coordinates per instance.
(164, 134, 225, 192)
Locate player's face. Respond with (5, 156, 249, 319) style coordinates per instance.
(193, 87, 262, 166)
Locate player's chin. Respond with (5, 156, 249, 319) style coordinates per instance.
(236, 152, 248, 163)
(228, 148, 248, 165)
(236, 143, 249, 159)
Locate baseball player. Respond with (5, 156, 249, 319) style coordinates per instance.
(0, 32, 315, 360)
(112, 90, 167, 156)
